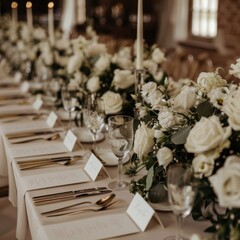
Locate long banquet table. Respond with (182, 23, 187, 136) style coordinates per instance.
(0, 77, 211, 240)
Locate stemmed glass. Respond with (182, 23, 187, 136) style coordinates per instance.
(45, 78, 61, 109)
(83, 95, 105, 149)
(108, 115, 134, 190)
(61, 84, 78, 131)
(164, 163, 195, 240)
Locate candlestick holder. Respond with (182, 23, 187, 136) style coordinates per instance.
(134, 69, 145, 120)
(134, 68, 145, 98)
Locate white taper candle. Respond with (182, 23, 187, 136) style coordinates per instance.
(136, 0, 143, 70)
(26, 2, 33, 31)
(48, 2, 55, 45)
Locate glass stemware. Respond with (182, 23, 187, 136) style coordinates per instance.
(164, 163, 195, 240)
(44, 78, 61, 109)
(61, 84, 78, 131)
(83, 95, 105, 149)
(108, 115, 134, 190)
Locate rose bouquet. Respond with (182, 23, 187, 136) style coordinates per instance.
(127, 59, 240, 239)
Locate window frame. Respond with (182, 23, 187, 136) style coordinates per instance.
(188, 0, 218, 43)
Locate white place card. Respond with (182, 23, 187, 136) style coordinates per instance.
(127, 192, 155, 231)
(21, 81, 30, 93)
(63, 130, 77, 152)
(84, 153, 103, 181)
(33, 97, 43, 110)
(47, 111, 58, 128)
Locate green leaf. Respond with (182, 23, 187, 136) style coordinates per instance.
(148, 182, 168, 203)
(171, 126, 192, 145)
(146, 165, 154, 191)
(197, 101, 214, 118)
(205, 226, 217, 233)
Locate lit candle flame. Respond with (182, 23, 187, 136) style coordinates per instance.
(26, 2, 32, 8)
(11, 2, 18, 9)
(48, 2, 54, 9)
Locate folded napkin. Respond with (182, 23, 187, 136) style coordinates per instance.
(12, 160, 90, 240)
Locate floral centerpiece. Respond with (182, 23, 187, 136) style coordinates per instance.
(127, 59, 240, 239)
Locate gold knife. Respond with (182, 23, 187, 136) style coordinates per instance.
(34, 188, 112, 205)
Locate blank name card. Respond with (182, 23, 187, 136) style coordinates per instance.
(84, 152, 103, 181)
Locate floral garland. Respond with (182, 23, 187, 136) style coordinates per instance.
(127, 60, 240, 239)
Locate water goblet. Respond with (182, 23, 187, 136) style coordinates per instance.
(164, 163, 195, 240)
(83, 95, 105, 149)
(61, 84, 78, 131)
(108, 115, 134, 190)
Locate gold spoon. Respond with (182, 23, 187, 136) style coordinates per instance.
(41, 193, 116, 216)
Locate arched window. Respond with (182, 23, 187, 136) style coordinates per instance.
(190, 0, 218, 38)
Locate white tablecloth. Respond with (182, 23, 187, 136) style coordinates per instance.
(0, 80, 212, 240)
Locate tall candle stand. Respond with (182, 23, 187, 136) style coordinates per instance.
(135, 69, 144, 98)
(134, 68, 145, 119)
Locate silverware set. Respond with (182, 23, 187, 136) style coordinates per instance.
(11, 133, 60, 144)
(17, 155, 83, 170)
(6, 130, 62, 139)
(45, 200, 117, 217)
(34, 188, 117, 217)
(33, 187, 112, 205)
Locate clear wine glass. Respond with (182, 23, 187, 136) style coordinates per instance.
(83, 95, 105, 149)
(164, 163, 195, 240)
(61, 84, 78, 131)
(45, 78, 61, 109)
(108, 115, 134, 190)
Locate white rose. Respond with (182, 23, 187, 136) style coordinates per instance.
(55, 39, 70, 50)
(143, 60, 158, 76)
(209, 155, 240, 208)
(151, 47, 166, 64)
(222, 89, 240, 131)
(94, 54, 110, 74)
(158, 110, 175, 129)
(84, 42, 106, 57)
(185, 116, 232, 158)
(229, 58, 240, 78)
(133, 122, 155, 160)
(141, 82, 157, 96)
(157, 147, 173, 169)
(87, 76, 100, 93)
(101, 91, 123, 115)
(42, 50, 53, 66)
(192, 154, 214, 178)
(197, 71, 227, 93)
(112, 47, 134, 70)
(112, 69, 135, 89)
(33, 27, 46, 40)
(67, 52, 84, 74)
(173, 86, 196, 112)
(68, 79, 79, 91)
